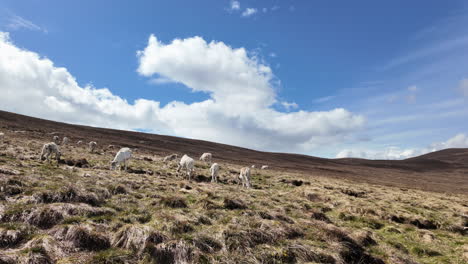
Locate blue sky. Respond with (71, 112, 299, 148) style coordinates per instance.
(1, 0, 468, 159)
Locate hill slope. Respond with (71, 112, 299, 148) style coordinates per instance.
(0, 110, 467, 263)
(0, 110, 467, 194)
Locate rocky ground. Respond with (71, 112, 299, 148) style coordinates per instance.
(0, 132, 467, 264)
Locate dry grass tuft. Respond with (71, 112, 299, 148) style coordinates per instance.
(311, 211, 332, 223)
(161, 196, 188, 208)
(0, 225, 33, 248)
(340, 188, 367, 198)
(223, 198, 247, 210)
(258, 211, 274, 220)
(34, 186, 102, 206)
(223, 224, 284, 252)
(170, 220, 194, 234)
(21, 236, 65, 263)
(0, 254, 16, 264)
(108, 185, 128, 195)
(60, 158, 90, 168)
(283, 243, 336, 264)
(89, 249, 134, 264)
(352, 230, 377, 247)
(148, 240, 198, 264)
(409, 219, 438, 229)
(62, 225, 110, 251)
(112, 224, 167, 254)
(304, 191, 322, 202)
(274, 213, 294, 224)
(25, 207, 64, 229)
(193, 235, 223, 253)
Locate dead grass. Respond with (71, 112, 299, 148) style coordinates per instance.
(62, 225, 110, 251)
(0, 133, 466, 263)
(160, 196, 188, 208)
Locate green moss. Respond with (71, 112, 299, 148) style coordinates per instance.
(88, 249, 133, 264)
(20, 246, 46, 255)
(62, 216, 86, 225)
(410, 246, 441, 257)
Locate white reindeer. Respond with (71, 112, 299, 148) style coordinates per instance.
(40, 142, 61, 164)
(89, 141, 97, 153)
(177, 154, 195, 180)
(110, 147, 132, 172)
(53, 135, 60, 144)
(199, 153, 212, 164)
(210, 163, 220, 183)
(61, 137, 69, 145)
(239, 167, 251, 188)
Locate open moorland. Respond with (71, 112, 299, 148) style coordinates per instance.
(0, 110, 467, 264)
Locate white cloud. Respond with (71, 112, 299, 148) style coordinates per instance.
(0, 32, 365, 152)
(429, 133, 468, 149)
(459, 78, 468, 97)
(230, 1, 240, 11)
(280, 101, 298, 111)
(336, 133, 468, 159)
(137, 34, 365, 151)
(242, 8, 257, 17)
(269, 52, 277, 58)
(271, 6, 280, 11)
(336, 147, 419, 160)
(0, 32, 166, 133)
(5, 14, 47, 33)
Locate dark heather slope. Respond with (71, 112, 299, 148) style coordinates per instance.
(1, 110, 467, 194)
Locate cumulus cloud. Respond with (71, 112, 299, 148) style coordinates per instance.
(242, 8, 257, 17)
(0, 32, 365, 152)
(229, 1, 240, 11)
(137, 34, 365, 151)
(0, 32, 166, 133)
(430, 133, 468, 149)
(336, 133, 468, 159)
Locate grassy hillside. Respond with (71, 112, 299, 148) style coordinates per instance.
(0, 133, 467, 264)
(1, 110, 467, 195)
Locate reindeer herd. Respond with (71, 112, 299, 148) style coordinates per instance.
(30, 134, 271, 189)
